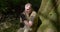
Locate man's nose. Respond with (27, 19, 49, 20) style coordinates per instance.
(27, 7, 30, 9)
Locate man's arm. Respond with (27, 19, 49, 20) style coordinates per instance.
(29, 11, 36, 27)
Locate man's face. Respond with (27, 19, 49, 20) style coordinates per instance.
(25, 4, 32, 14)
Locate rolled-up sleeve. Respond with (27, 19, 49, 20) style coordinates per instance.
(29, 11, 36, 22)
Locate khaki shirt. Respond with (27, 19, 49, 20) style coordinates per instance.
(20, 11, 36, 23)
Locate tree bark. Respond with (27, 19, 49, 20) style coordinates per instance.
(37, 0, 59, 32)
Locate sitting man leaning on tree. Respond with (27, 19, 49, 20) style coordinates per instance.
(20, 3, 37, 32)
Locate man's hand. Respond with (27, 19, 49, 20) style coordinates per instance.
(29, 21, 33, 27)
(24, 20, 29, 26)
(24, 20, 33, 27)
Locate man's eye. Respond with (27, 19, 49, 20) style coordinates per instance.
(26, 5, 28, 7)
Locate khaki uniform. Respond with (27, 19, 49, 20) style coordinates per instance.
(20, 11, 36, 32)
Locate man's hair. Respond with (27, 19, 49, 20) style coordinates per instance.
(25, 3, 32, 7)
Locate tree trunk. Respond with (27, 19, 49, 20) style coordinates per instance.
(37, 0, 59, 32)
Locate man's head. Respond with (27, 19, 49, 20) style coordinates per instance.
(25, 3, 32, 14)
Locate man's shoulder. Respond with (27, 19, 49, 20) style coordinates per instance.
(32, 11, 36, 14)
(31, 11, 36, 16)
(20, 11, 26, 18)
(32, 11, 36, 13)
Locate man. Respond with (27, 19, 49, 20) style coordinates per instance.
(20, 3, 36, 32)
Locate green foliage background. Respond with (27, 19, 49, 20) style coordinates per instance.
(0, 0, 41, 32)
